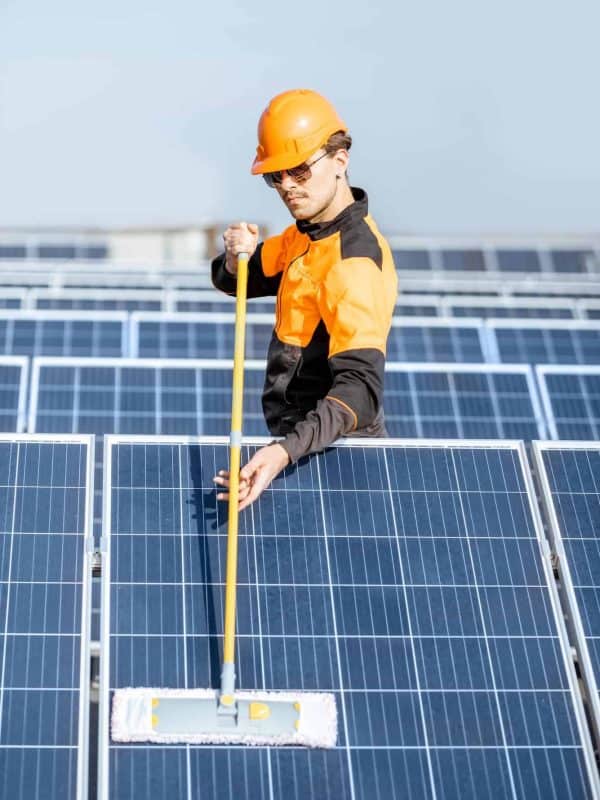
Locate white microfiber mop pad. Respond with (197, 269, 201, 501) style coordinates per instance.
(112, 688, 337, 748)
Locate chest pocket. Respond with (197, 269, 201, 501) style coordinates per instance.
(276, 256, 323, 348)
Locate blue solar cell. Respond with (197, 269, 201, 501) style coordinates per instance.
(0, 436, 92, 800)
(100, 439, 597, 800)
(536, 444, 600, 771)
(491, 325, 600, 364)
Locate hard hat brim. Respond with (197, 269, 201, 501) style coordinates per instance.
(251, 123, 347, 176)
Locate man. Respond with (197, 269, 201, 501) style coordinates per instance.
(212, 88, 398, 509)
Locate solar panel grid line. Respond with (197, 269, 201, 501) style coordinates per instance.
(532, 442, 600, 793)
(99, 435, 600, 799)
(0, 433, 95, 800)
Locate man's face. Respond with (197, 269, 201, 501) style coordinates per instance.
(266, 149, 348, 222)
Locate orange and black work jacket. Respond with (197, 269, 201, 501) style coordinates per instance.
(211, 188, 398, 463)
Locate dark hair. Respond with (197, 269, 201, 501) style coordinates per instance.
(324, 131, 352, 155)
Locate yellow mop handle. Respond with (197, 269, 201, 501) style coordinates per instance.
(223, 252, 248, 669)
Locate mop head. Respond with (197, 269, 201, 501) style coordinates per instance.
(112, 688, 337, 748)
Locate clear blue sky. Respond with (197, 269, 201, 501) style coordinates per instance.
(1, 0, 599, 236)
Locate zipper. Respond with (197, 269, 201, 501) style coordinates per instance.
(275, 244, 310, 336)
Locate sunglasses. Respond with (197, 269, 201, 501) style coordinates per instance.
(263, 151, 329, 188)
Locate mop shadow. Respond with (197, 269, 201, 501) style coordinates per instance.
(185, 445, 227, 688)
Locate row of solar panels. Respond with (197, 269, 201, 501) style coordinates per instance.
(391, 246, 599, 274)
(0, 312, 599, 365)
(1, 243, 599, 273)
(2, 357, 599, 443)
(2, 436, 600, 799)
(2, 288, 600, 318)
(0, 266, 600, 294)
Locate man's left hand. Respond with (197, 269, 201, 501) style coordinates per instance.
(213, 443, 290, 511)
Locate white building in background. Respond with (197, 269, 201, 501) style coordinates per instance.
(0, 223, 261, 266)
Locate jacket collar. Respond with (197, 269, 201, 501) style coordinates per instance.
(296, 187, 368, 241)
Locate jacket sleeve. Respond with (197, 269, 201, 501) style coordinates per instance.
(278, 256, 392, 463)
(211, 235, 286, 298)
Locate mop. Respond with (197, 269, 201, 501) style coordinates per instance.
(112, 252, 337, 747)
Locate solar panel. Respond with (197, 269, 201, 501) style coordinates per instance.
(0, 311, 128, 358)
(29, 358, 546, 443)
(0, 291, 26, 310)
(534, 443, 600, 763)
(397, 276, 600, 300)
(486, 320, 600, 365)
(444, 297, 576, 320)
(579, 302, 600, 321)
(0, 434, 93, 800)
(393, 296, 442, 317)
(385, 364, 546, 439)
(392, 249, 432, 271)
(31, 289, 165, 312)
(440, 249, 486, 272)
(549, 250, 595, 274)
(130, 315, 487, 363)
(130, 313, 275, 359)
(387, 319, 487, 362)
(28, 358, 268, 438)
(494, 250, 541, 273)
(173, 291, 276, 314)
(535, 366, 600, 439)
(99, 437, 599, 800)
(0, 357, 29, 433)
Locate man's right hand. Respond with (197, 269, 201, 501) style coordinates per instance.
(223, 222, 259, 275)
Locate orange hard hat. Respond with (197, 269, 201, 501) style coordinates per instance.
(251, 89, 347, 175)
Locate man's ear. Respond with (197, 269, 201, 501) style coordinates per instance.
(333, 148, 349, 176)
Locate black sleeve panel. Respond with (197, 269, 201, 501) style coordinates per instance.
(211, 244, 283, 298)
(278, 396, 356, 464)
(326, 348, 384, 429)
(278, 347, 385, 463)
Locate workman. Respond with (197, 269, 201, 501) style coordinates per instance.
(212, 88, 398, 509)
